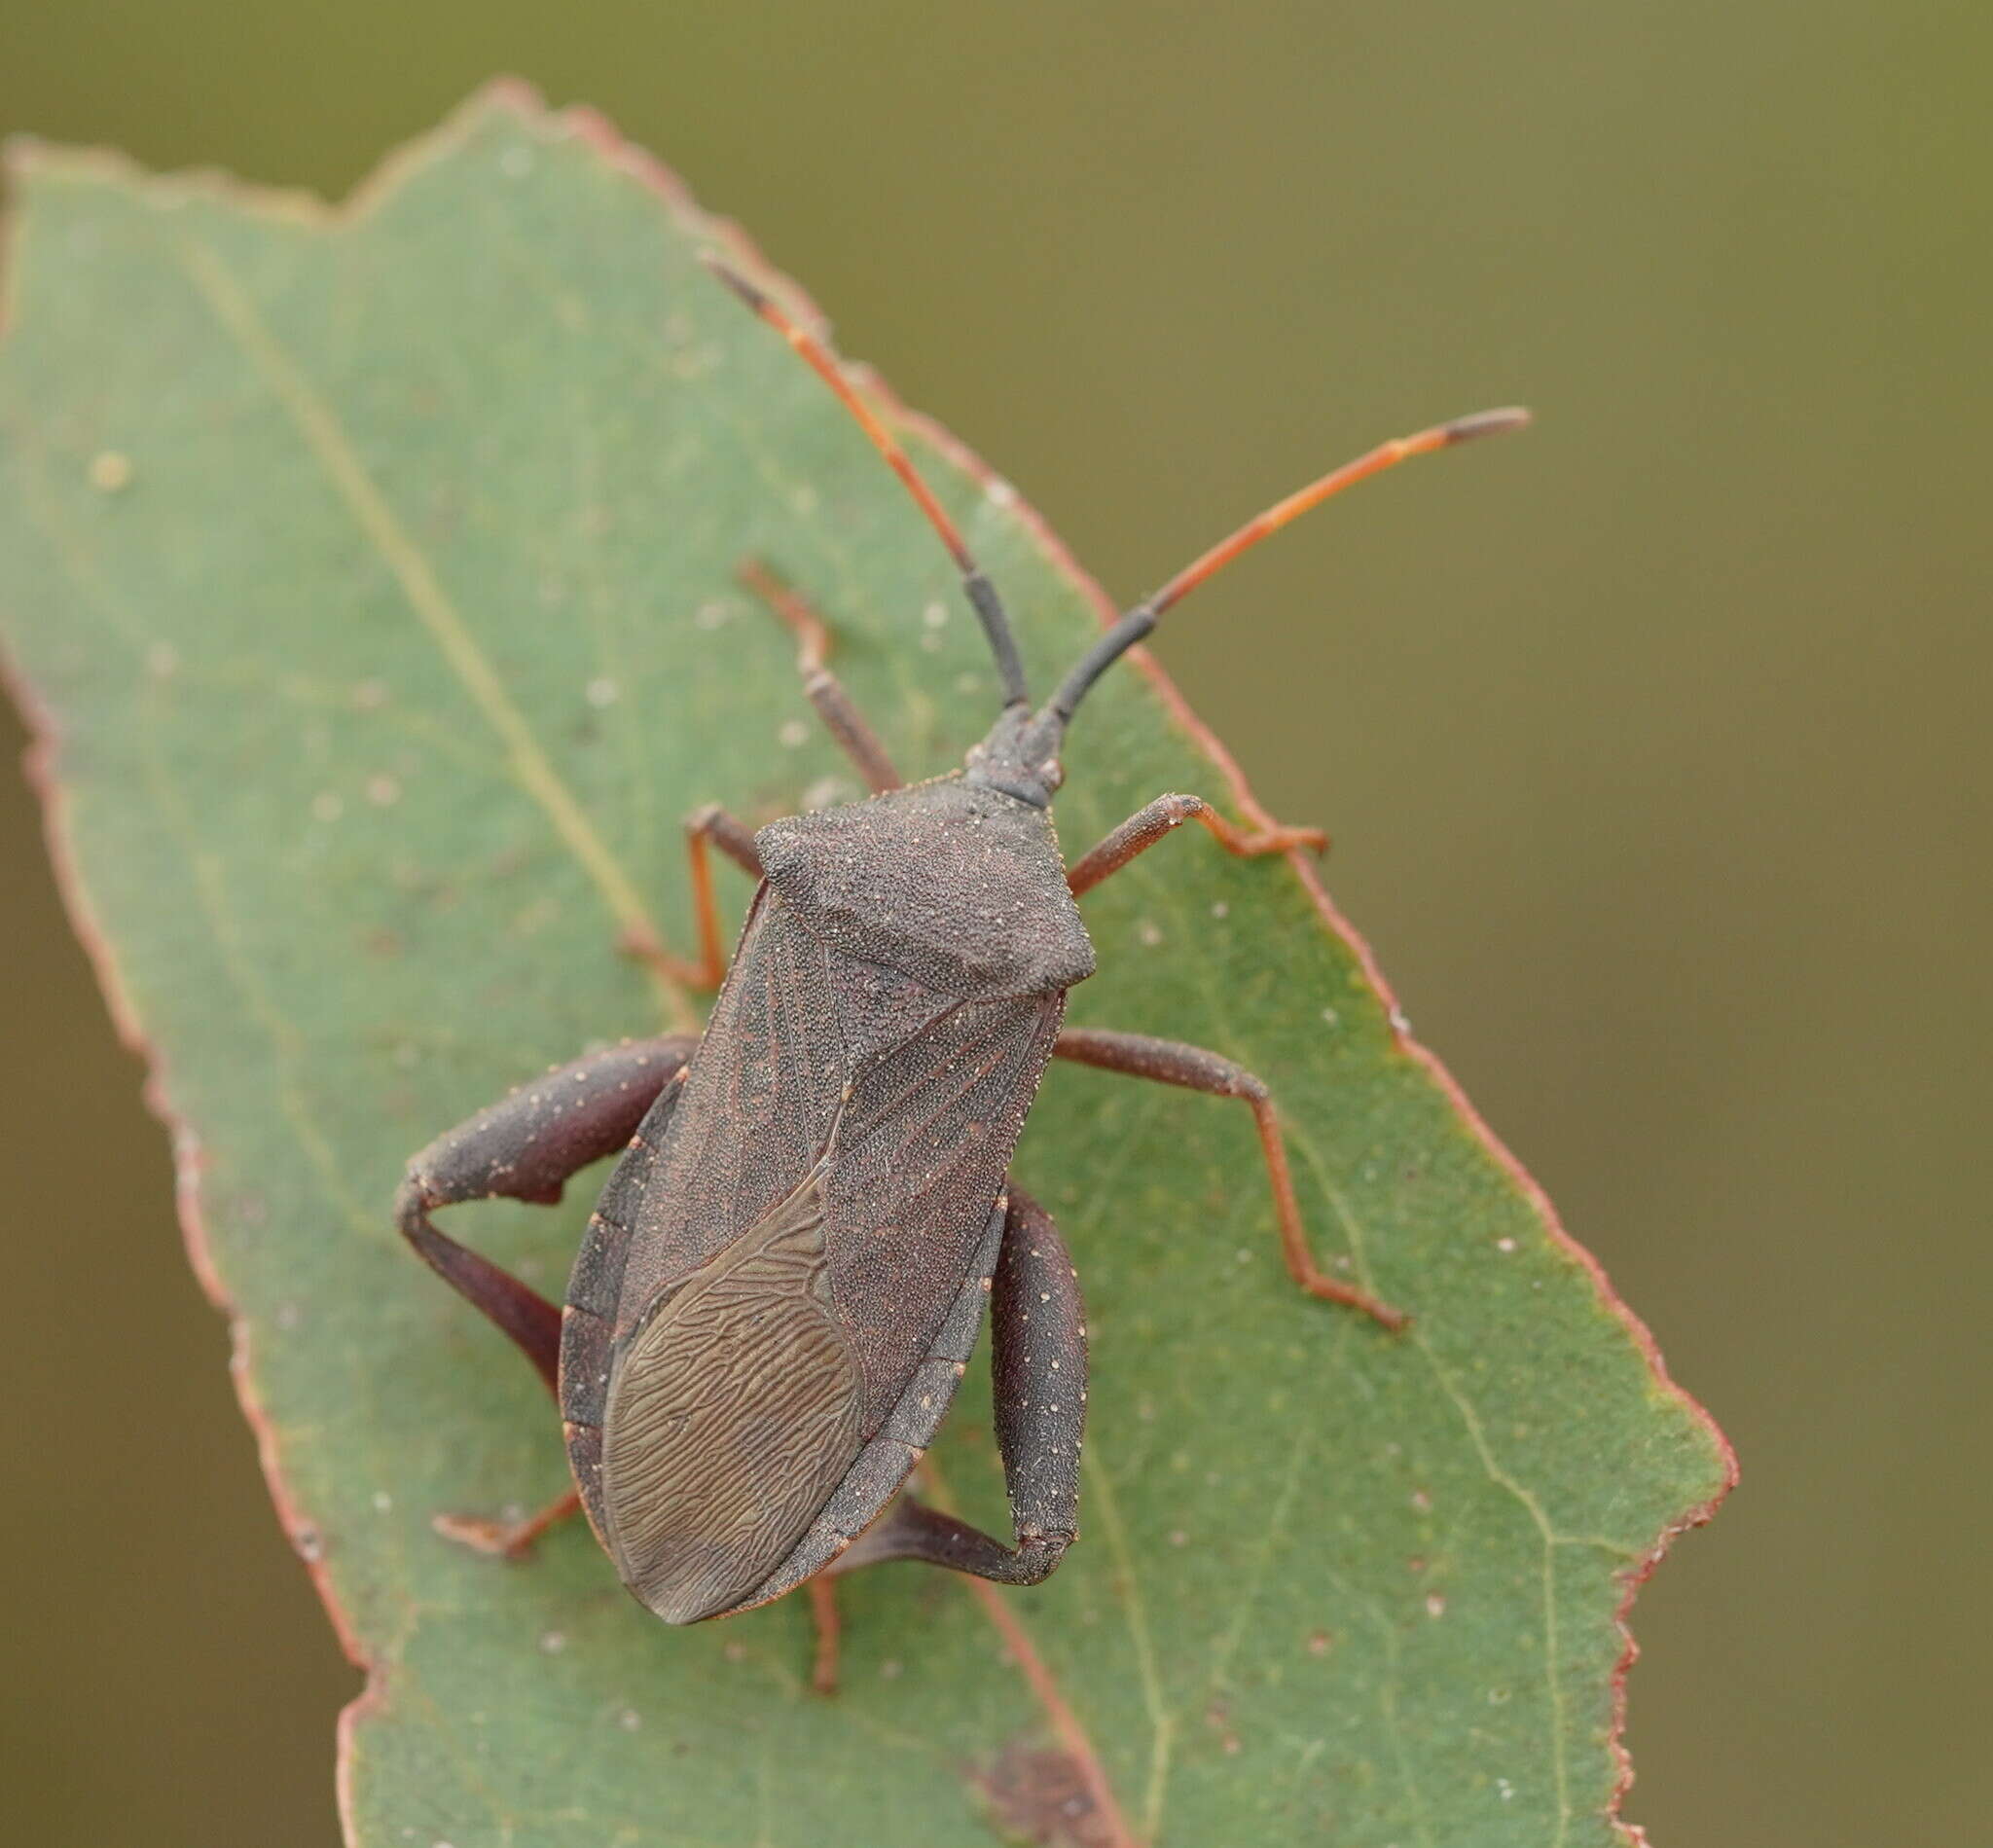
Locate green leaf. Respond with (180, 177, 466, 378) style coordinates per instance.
(0, 88, 1730, 1848)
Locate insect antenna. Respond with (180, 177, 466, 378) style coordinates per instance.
(1040, 407, 1532, 730)
(704, 258, 1032, 709)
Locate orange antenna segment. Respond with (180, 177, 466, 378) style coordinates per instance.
(704, 258, 979, 577)
(1146, 406, 1532, 617)
(1040, 406, 1530, 727)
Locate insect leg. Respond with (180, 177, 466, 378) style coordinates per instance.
(397, 1034, 698, 1557)
(618, 807, 764, 990)
(1066, 791, 1325, 897)
(395, 1034, 700, 1392)
(829, 1187, 1086, 1587)
(433, 1489, 584, 1560)
(805, 1577, 843, 1696)
(1052, 1028, 1408, 1329)
(738, 558, 904, 792)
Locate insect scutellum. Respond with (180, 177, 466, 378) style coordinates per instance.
(705, 256, 1529, 812)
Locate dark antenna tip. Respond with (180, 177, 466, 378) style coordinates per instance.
(1439, 405, 1533, 445)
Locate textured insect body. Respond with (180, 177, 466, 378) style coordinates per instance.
(565, 775, 1089, 1623)
(396, 256, 1526, 1674)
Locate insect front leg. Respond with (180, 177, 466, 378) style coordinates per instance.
(830, 1186, 1087, 1589)
(395, 1033, 698, 1553)
(619, 807, 764, 990)
(737, 558, 903, 792)
(1066, 790, 1326, 896)
(1053, 1027, 1408, 1329)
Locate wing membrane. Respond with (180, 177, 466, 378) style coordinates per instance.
(600, 1164, 863, 1623)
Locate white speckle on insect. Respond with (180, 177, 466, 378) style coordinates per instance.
(366, 774, 401, 807)
(294, 1526, 322, 1561)
(695, 599, 732, 631)
(373, 1491, 393, 1513)
(1497, 1778, 1515, 1801)
(923, 601, 948, 629)
(311, 791, 344, 823)
(1211, 900, 1229, 919)
(1321, 1007, 1339, 1028)
(779, 719, 811, 748)
(499, 143, 534, 178)
(618, 1707, 641, 1731)
(90, 450, 133, 492)
(585, 676, 619, 708)
(1496, 1237, 1517, 1253)
(539, 1630, 566, 1654)
(147, 641, 177, 677)
(1390, 1006, 1412, 1033)
(1137, 919, 1164, 947)
(1411, 1490, 1432, 1512)
(1426, 1593, 1447, 1618)
(986, 477, 1019, 509)
(1168, 1529, 1188, 1547)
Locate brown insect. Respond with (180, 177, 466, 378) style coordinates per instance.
(396, 257, 1526, 1685)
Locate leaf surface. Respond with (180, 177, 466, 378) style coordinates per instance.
(0, 90, 1730, 1848)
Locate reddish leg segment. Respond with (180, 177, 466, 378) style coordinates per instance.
(1053, 1027, 1408, 1330)
(739, 558, 904, 793)
(433, 1489, 585, 1560)
(1067, 791, 1325, 897)
(806, 1578, 843, 1696)
(620, 808, 764, 991)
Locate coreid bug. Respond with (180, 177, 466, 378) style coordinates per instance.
(395, 258, 1526, 1686)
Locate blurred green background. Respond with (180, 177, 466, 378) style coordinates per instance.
(1, 3, 1984, 1843)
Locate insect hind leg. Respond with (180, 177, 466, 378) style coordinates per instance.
(829, 1186, 1087, 1589)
